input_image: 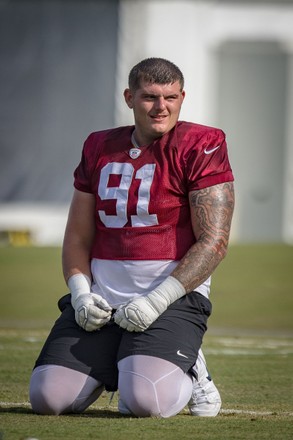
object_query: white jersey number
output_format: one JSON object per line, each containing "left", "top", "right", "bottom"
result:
{"left": 98, "top": 162, "right": 158, "bottom": 227}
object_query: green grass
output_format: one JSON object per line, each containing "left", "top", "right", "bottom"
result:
{"left": 0, "top": 244, "right": 292, "bottom": 439}
{"left": 210, "top": 243, "right": 293, "bottom": 334}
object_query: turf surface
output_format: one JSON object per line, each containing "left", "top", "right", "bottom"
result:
{"left": 0, "top": 244, "right": 292, "bottom": 439}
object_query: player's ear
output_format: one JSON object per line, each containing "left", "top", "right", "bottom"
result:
{"left": 124, "top": 88, "right": 134, "bottom": 109}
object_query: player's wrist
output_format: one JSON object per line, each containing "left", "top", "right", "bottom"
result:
{"left": 68, "top": 273, "right": 91, "bottom": 307}
{"left": 147, "top": 276, "right": 186, "bottom": 314}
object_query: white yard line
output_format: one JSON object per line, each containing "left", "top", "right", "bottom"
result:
{"left": 0, "top": 401, "right": 31, "bottom": 407}
{"left": 204, "top": 348, "right": 293, "bottom": 355}
{"left": 220, "top": 409, "right": 293, "bottom": 416}
{"left": 0, "top": 401, "right": 292, "bottom": 417}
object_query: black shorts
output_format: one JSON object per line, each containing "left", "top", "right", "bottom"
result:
{"left": 34, "top": 292, "right": 212, "bottom": 391}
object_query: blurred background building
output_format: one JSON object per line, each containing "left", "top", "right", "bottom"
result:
{"left": 1, "top": 0, "right": 293, "bottom": 245}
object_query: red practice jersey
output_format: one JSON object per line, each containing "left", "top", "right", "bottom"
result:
{"left": 74, "top": 121, "right": 234, "bottom": 260}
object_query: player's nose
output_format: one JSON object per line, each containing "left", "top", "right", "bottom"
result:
{"left": 154, "top": 96, "right": 166, "bottom": 110}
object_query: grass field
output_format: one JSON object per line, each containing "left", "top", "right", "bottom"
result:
{"left": 0, "top": 244, "right": 292, "bottom": 439}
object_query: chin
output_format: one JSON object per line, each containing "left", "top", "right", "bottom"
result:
{"left": 150, "top": 124, "right": 169, "bottom": 136}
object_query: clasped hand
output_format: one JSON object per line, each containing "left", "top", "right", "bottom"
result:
{"left": 114, "top": 296, "right": 159, "bottom": 332}
{"left": 113, "top": 277, "right": 186, "bottom": 332}
{"left": 74, "top": 293, "right": 112, "bottom": 332}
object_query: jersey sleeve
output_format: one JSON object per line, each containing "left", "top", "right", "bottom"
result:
{"left": 73, "top": 133, "right": 97, "bottom": 193}
{"left": 185, "top": 128, "right": 234, "bottom": 191}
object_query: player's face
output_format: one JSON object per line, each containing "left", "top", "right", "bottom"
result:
{"left": 124, "top": 80, "right": 185, "bottom": 145}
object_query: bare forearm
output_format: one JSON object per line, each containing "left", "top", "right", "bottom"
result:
{"left": 171, "top": 238, "right": 226, "bottom": 293}
{"left": 61, "top": 190, "right": 96, "bottom": 284}
{"left": 172, "top": 182, "right": 234, "bottom": 293}
{"left": 62, "top": 241, "right": 92, "bottom": 283}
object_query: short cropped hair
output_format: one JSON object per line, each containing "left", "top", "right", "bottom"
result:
{"left": 128, "top": 58, "right": 184, "bottom": 92}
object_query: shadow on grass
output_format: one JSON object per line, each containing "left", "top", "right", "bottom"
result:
{"left": 0, "top": 406, "right": 127, "bottom": 418}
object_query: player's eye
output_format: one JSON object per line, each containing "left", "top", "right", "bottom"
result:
{"left": 166, "top": 95, "right": 178, "bottom": 101}
{"left": 143, "top": 94, "right": 156, "bottom": 101}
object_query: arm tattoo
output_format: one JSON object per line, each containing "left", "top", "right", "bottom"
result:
{"left": 172, "top": 182, "right": 235, "bottom": 293}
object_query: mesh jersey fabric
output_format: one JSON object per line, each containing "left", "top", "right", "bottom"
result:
{"left": 73, "top": 121, "right": 234, "bottom": 260}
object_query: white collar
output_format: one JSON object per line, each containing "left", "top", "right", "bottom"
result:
{"left": 131, "top": 132, "right": 141, "bottom": 149}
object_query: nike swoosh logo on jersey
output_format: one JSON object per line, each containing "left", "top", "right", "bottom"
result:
{"left": 177, "top": 350, "right": 189, "bottom": 359}
{"left": 204, "top": 145, "right": 221, "bottom": 155}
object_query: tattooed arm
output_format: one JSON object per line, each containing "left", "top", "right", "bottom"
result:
{"left": 172, "top": 182, "right": 235, "bottom": 293}
{"left": 114, "top": 181, "right": 234, "bottom": 331}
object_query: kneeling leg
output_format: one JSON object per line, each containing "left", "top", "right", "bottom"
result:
{"left": 29, "top": 365, "right": 104, "bottom": 415}
{"left": 118, "top": 355, "right": 192, "bottom": 418}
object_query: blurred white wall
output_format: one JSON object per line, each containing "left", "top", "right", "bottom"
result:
{"left": 116, "top": 0, "right": 293, "bottom": 244}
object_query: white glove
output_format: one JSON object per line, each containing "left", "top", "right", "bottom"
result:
{"left": 68, "top": 274, "right": 112, "bottom": 332}
{"left": 114, "top": 276, "right": 185, "bottom": 332}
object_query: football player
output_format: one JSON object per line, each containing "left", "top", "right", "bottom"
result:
{"left": 29, "top": 57, "right": 234, "bottom": 417}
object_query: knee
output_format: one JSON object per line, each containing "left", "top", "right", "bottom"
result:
{"left": 120, "top": 387, "right": 162, "bottom": 418}
{"left": 29, "top": 378, "right": 64, "bottom": 415}
{"left": 30, "top": 387, "right": 61, "bottom": 415}
{"left": 29, "top": 368, "right": 70, "bottom": 415}
{"left": 119, "top": 379, "right": 190, "bottom": 418}
{"left": 118, "top": 356, "right": 193, "bottom": 418}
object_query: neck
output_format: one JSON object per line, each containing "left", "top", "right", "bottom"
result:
{"left": 131, "top": 131, "right": 141, "bottom": 148}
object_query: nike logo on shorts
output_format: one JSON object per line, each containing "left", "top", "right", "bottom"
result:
{"left": 177, "top": 350, "right": 189, "bottom": 359}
